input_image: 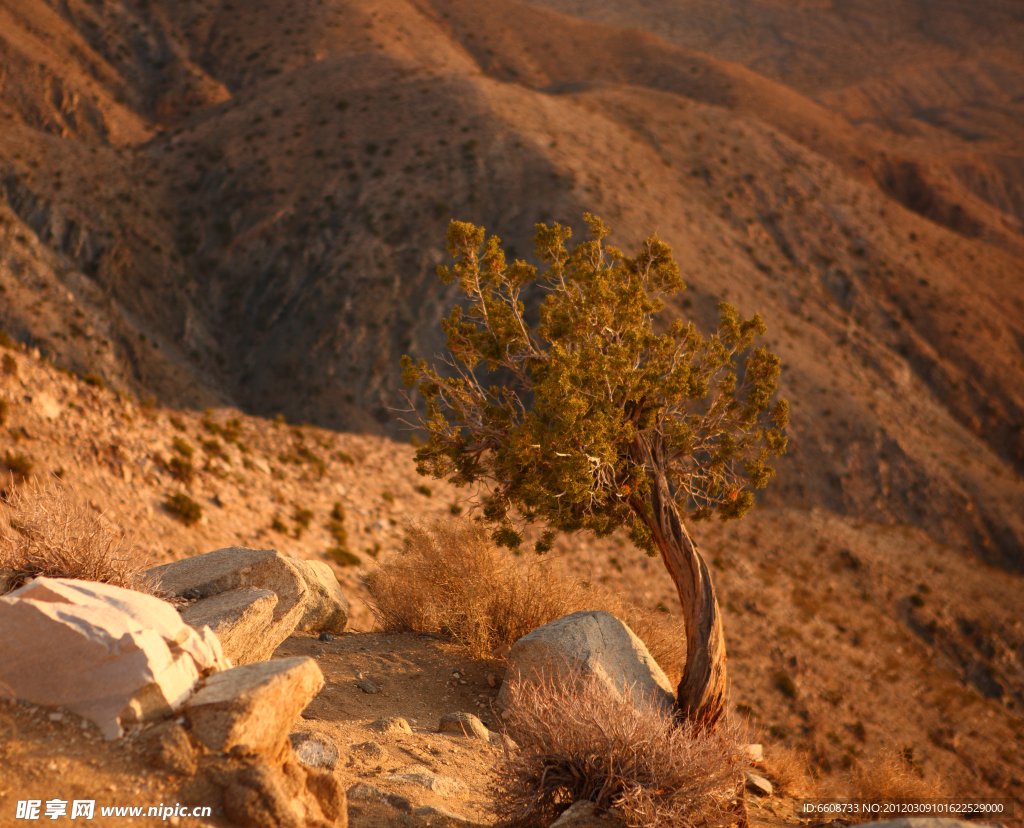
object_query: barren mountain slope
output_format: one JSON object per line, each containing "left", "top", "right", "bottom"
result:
{"left": 526, "top": 0, "right": 1024, "bottom": 248}
{"left": 2, "top": 0, "right": 1023, "bottom": 568}
{"left": 1, "top": 345, "right": 1022, "bottom": 814}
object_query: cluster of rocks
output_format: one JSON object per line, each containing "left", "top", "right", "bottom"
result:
{"left": 0, "top": 547, "right": 352, "bottom": 828}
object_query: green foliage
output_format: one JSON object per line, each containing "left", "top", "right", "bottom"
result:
{"left": 165, "top": 493, "right": 202, "bottom": 526}
{"left": 165, "top": 455, "right": 194, "bottom": 484}
{"left": 415, "top": 484, "right": 433, "bottom": 497}
{"left": 172, "top": 437, "right": 194, "bottom": 460}
{"left": 401, "top": 215, "right": 788, "bottom": 553}
{"left": 330, "top": 547, "right": 361, "bottom": 567}
{"left": 82, "top": 372, "right": 104, "bottom": 389}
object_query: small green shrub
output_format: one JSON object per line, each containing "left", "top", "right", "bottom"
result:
{"left": 382, "top": 491, "right": 395, "bottom": 505}
{"left": 172, "top": 437, "right": 194, "bottom": 459}
{"left": 165, "top": 493, "right": 202, "bottom": 526}
{"left": 772, "top": 670, "right": 798, "bottom": 699}
{"left": 202, "top": 438, "right": 225, "bottom": 458}
{"left": 82, "top": 372, "right": 104, "bottom": 389}
{"left": 415, "top": 484, "right": 432, "bottom": 497}
{"left": 271, "top": 517, "right": 288, "bottom": 534}
{"left": 293, "top": 507, "right": 314, "bottom": 529}
{"left": 169, "top": 415, "right": 186, "bottom": 431}
{"left": 330, "top": 547, "right": 361, "bottom": 567}
{"left": 167, "top": 455, "right": 194, "bottom": 484}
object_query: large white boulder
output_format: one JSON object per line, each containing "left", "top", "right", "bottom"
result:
{"left": 0, "top": 578, "right": 228, "bottom": 739}
{"left": 147, "top": 547, "right": 308, "bottom": 663}
{"left": 496, "top": 610, "right": 675, "bottom": 714}
{"left": 289, "top": 558, "right": 350, "bottom": 634}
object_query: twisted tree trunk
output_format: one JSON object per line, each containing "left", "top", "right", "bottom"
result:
{"left": 629, "top": 434, "right": 728, "bottom": 729}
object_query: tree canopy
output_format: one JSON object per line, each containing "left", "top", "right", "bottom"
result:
{"left": 401, "top": 215, "right": 788, "bottom": 554}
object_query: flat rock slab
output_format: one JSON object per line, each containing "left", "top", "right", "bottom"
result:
{"left": 180, "top": 587, "right": 278, "bottom": 667}
{"left": 147, "top": 547, "right": 308, "bottom": 663}
{"left": 290, "top": 558, "right": 350, "bottom": 634}
{"left": 0, "top": 578, "right": 227, "bottom": 739}
{"left": 496, "top": 610, "right": 675, "bottom": 714}
{"left": 745, "top": 771, "right": 773, "bottom": 797}
{"left": 290, "top": 731, "right": 339, "bottom": 770}
{"left": 185, "top": 656, "right": 324, "bottom": 757}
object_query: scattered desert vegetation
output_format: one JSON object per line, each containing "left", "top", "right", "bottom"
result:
{"left": 492, "top": 672, "right": 745, "bottom": 828}
{"left": 0, "top": 480, "right": 158, "bottom": 596}
{"left": 367, "top": 518, "right": 686, "bottom": 679}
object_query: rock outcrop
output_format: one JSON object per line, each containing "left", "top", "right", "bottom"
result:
{"left": 290, "top": 558, "right": 350, "bottom": 635}
{"left": 147, "top": 547, "right": 309, "bottom": 664}
{"left": 180, "top": 587, "right": 279, "bottom": 666}
{"left": 0, "top": 578, "right": 227, "bottom": 739}
{"left": 496, "top": 611, "right": 675, "bottom": 715}
{"left": 185, "top": 657, "right": 324, "bottom": 759}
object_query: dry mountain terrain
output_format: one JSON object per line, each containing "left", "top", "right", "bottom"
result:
{"left": 1, "top": 0, "right": 1023, "bottom": 572}
{"left": 1, "top": 0, "right": 1024, "bottom": 817}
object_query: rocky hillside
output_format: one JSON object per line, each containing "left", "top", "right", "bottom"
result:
{"left": 1, "top": 0, "right": 1023, "bottom": 570}
{"left": 2, "top": 342, "right": 1023, "bottom": 815}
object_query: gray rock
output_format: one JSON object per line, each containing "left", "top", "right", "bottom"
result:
{"left": 290, "top": 558, "right": 350, "bottom": 634}
{"left": 180, "top": 587, "right": 278, "bottom": 666}
{"left": 356, "top": 675, "right": 379, "bottom": 694}
{"left": 370, "top": 717, "right": 412, "bottom": 735}
{"left": 185, "top": 656, "right": 324, "bottom": 757}
{"left": 496, "top": 611, "right": 675, "bottom": 714}
{"left": 290, "top": 731, "right": 339, "bottom": 770}
{"left": 745, "top": 771, "right": 773, "bottom": 797}
{"left": 353, "top": 739, "right": 389, "bottom": 759}
{"left": 438, "top": 712, "right": 490, "bottom": 740}
{"left": 389, "top": 765, "right": 468, "bottom": 798}
{"left": 146, "top": 547, "right": 308, "bottom": 663}
{"left": 413, "top": 804, "right": 475, "bottom": 824}
{"left": 347, "top": 782, "right": 387, "bottom": 801}
{"left": 550, "top": 801, "right": 626, "bottom": 827}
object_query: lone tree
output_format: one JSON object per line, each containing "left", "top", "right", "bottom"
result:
{"left": 401, "top": 215, "right": 788, "bottom": 727}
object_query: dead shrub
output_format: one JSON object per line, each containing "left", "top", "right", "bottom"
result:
{"left": 0, "top": 480, "right": 159, "bottom": 596}
{"left": 492, "top": 672, "right": 745, "bottom": 828}
{"left": 761, "top": 742, "right": 815, "bottom": 798}
{"left": 833, "top": 748, "right": 944, "bottom": 822}
{"left": 366, "top": 518, "right": 685, "bottom": 679}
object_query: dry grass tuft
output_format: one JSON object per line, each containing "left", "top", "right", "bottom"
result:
{"left": 492, "top": 672, "right": 745, "bottom": 828}
{"left": 836, "top": 749, "right": 944, "bottom": 822}
{"left": 366, "top": 518, "right": 685, "bottom": 680}
{"left": 761, "top": 742, "right": 815, "bottom": 798}
{"left": 0, "top": 480, "right": 160, "bottom": 596}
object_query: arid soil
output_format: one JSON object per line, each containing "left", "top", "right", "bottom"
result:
{"left": 0, "top": 0, "right": 1023, "bottom": 821}
{"left": 1, "top": 346, "right": 1022, "bottom": 824}
{"left": 0, "top": 630, "right": 814, "bottom": 828}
